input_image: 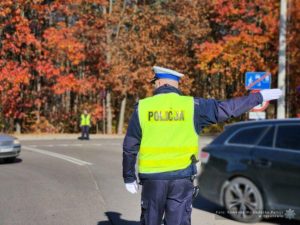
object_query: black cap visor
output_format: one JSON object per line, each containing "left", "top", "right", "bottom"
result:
{"left": 150, "top": 77, "right": 159, "bottom": 84}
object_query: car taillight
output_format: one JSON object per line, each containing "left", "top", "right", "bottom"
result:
{"left": 200, "top": 151, "right": 210, "bottom": 164}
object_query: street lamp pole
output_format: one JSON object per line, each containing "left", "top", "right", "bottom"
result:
{"left": 277, "top": 0, "right": 287, "bottom": 119}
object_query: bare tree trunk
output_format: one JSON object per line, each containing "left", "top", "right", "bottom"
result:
{"left": 37, "top": 76, "right": 41, "bottom": 123}
{"left": 117, "top": 94, "right": 127, "bottom": 135}
{"left": 15, "top": 121, "right": 21, "bottom": 134}
{"left": 103, "top": 0, "right": 114, "bottom": 134}
{"left": 115, "top": 0, "right": 127, "bottom": 38}
{"left": 219, "top": 73, "right": 225, "bottom": 99}
{"left": 74, "top": 95, "right": 79, "bottom": 131}
{"left": 102, "top": 96, "right": 106, "bottom": 134}
{"left": 9, "top": 118, "right": 14, "bottom": 133}
{"left": 106, "top": 91, "right": 112, "bottom": 134}
{"left": 0, "top": 93, "right": 3, "bottom": 132}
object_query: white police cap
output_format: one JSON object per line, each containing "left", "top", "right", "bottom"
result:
{"left": 151, "top": 66, "right": 184, "bottom": 83}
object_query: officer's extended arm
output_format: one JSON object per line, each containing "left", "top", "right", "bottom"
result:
{"left": 217, "top": 92, "right": 263, "bottom": 122}
{"left": 194, "top": 90, "right": 282, "bottom": 133}
{"left": 217, "top": 89, "right": 282, "bottom": 122}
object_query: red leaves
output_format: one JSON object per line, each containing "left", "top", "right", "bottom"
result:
{"left": 0, "top": 0, "right": 109, "bottom": 130}
{"left": 0, "top": 61, "right": 30, "bottom": 87}
{"left": 195, "top": 0, "right": 279, "bottom": 96}
{"left": 91, "top": 104, "right": 103, "bottom": 122}
{"left": 53, "top": 74, "right": 78, "bottom": 95}
{"left": 287, "top": 0, "right": 300, "bottom": 115}
{"left": 43, "top": 25, "right": 86, "bottom": 66}
{"left": 0, "top": 60, "right": 31, "bottom": 119}
{"left": 35, "top": 61, "right": 60, "bottom": 79}
{"left": 1, "top": 0, "right": 296, "bottom": 130}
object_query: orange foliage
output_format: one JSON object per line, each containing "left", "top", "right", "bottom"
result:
{"left": 0, "top": 0, "right": 298, "bottom": 132}
{"left": 195, "top": 0, "right": 279, "bottom": 97}
{"left": 287, "top": 0, "right": 300, "bottom": 116}
{"left": 43, "top": 24, "right": 86, "bottom": 66}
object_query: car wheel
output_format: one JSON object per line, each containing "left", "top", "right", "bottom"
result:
{"left": 224, "top": 177, "right": 263, "bottom": 223}
{"left": 3, "top": 157, "right": 17, "bottom": 164}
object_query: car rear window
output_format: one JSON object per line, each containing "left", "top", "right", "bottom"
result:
{"left": 258, "top": 126, "right": 275, "bottom": 147}
{"left": 228, "top": 126, "right": 267, "bottom": 145}
{"left": 275, "top": 125, "right": 300, "bottom": 150}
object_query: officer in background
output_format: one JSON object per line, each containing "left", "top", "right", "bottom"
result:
{"left": 122, "top": 66, "right": 282, "bottom": 225}
{"left": 79, "top": 110, "right": 91, "bottom": 140}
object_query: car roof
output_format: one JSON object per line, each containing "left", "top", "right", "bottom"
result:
{"left": 0, "top": 134, "right": 16, "bottom": 140}
{"left": 226, "top": 118, "right": 300, "bottom": 129}
{"left": 209, "top": 118, "right": 300, "bottom": 145}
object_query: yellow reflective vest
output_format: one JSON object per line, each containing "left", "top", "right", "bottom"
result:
{"left": 80, "top": 114, "right": 91, "bottom": 127}
{"left": 138, "top": 93, "right": 199, "bottom": 174}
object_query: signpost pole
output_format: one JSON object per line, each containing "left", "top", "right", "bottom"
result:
{"left": 277, "top": 0, "right": 287, "bottom": 119}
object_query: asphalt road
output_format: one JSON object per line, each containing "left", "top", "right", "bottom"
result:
{"left": 0, "top": 137, "right": 298, "bottom": 225}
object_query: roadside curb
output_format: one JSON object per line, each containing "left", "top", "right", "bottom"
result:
{"left": 15, "top": 134, "right": 125, "bottom": 141}
{"left": 13, "top": 134, "right": 216, "bottom": 141}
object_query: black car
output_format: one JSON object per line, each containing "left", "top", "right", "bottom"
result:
{"left": 198, "top": 119, "right": 300, "bottom": 223}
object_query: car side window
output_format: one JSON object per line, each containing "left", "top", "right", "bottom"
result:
{"left": 275, "top": 125, "right": 300, "bottom": 150}
{"left": 257, "top": 126, "right": 274, "bottom": 147}
{"left": 228, "top": 126, "right": 267, "bottom": 145}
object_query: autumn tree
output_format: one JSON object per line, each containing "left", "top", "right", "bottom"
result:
{"left": 195, "top": 0, "right": 279, "bottom": 106}
{"left": 41, "top": 0, "right": 107, "bottom": 132}
{"left": 0, "top": 0, "right": 44, "bottom": 132}
{"left": 0, "top": 0, "right": 296, "bottom": 134}
{"left": 286, "top": 0, "right": 300, "bottom": 117}
{"left": 106, "top": 0, "right": 211, "bottom": 134}
{"left": 0, "top": 0, "right": 107, "bottom": 133}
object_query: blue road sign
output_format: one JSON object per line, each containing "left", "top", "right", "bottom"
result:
{"left": 245, "top": 72, "right": 271, "bottom": 90}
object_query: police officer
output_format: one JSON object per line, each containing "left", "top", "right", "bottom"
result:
{"left": 79, "top": 110, "right": 91, "bottom": 140}
{"left": 123, "top": 66, "right": 282, "bottom": 225}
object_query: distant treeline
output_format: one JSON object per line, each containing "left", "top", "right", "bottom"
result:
{"left": 0, "top": 0, "right": 299, "bottom": 134}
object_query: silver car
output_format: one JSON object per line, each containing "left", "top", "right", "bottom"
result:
{"left": 0, "top": 134, "right": 21, "bottom": 163}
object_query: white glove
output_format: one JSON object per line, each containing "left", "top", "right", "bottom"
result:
{"left": 125, "top": 181, "right": 139, "bottom": 194}
{"left": 260, "top": 89, "right": 283, "bottom": 102}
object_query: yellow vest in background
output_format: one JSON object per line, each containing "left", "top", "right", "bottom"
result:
{"left": 138, "top": 93, "right": 199, "bottom": 174}
{"left": 81, "top": 114, "right": 91, "bottom": 126}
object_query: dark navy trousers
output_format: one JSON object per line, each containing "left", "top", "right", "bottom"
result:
{"left": 81, "top": 126, "right": 90, "bottom": 139}
{"left": 140, "top": 178, "right": 194, "bottom": 225}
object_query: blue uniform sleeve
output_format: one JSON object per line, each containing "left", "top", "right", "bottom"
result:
{"left": 194, "top": 92, "right": 263, "bottom": 134}
{"left": 122, "top": 104, "right": 141, "bottom": 183}
{"left": 193, "top": 98, "right": 219, "bottom": 134}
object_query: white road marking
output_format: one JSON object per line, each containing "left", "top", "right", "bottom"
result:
{"left": 28, "top": 145, "right": 37, "bottom": 148}
{"left": 72, "top": 144, "right": 83, "bottom": 147}
{"left": 28, "top": 144, "right": 83, "bottom": 148}
{"left": 57, "top": 144, "right": 69, "bottom": 147}
{"left": 23, "top": 146, "right": 93, "bottom": 166}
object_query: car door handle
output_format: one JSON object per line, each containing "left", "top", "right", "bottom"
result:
{"left": 253, "top": 158, "right": 272, "bottom": 168}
